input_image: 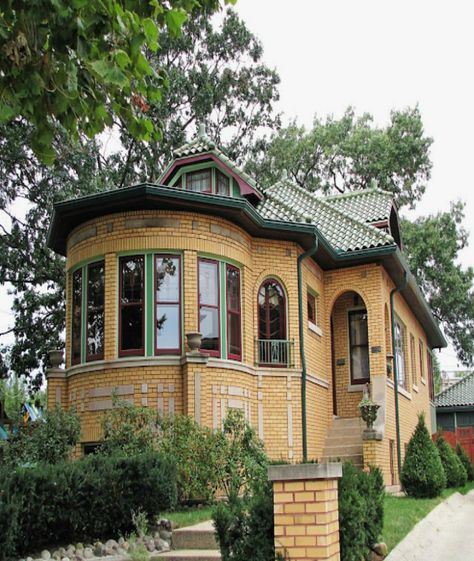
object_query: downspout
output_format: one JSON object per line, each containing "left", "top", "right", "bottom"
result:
{"left": 390, "top": 271, "right": 408, "bottom": 485}
{"left": 297, "top": 233, "right": 319, "bottom": 462}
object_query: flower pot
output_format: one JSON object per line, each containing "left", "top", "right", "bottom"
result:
{"left": 49, "top": 349, "right": 64, "bottom": 368}
{"left": 358, "top": 402, "right": 380, "bottom": 429}
{"left": 186, "top": 332, "right": 202, "bottom": 354}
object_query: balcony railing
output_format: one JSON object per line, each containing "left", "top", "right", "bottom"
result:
{"left": 255, "top": 338, "right": 295, "bottom": 368}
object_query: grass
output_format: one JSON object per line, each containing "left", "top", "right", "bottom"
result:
{"left": 381, "top": 480, "right": 474, "bottom": 551}
{"left": 161, "top": 506, "right": 214, "bottom": 528}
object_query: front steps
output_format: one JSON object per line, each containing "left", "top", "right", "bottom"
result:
{"left": 321, "top": 416, "right": 364, "bottom": 468}
{"left": 155, "top": 521, "right": 221, "bottom": 561}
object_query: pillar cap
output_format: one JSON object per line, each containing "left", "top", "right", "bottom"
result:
{"left": 268, "top": 462, "right": 342, "bottom": 481}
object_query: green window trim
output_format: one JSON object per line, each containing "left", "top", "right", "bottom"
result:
{"left": 168, "top": 162, "right": 238, "bottom": 198}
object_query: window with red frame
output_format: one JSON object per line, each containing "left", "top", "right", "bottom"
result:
{"left": 348, "top": 310, "right": 370, "bottom": 384}
{"left": 216, "top": 170, "right": 230, "bottom": 196}
{"left": 186, "top": 169, "right": 212, "bottom": 193}
{"left": 410, "top": 333, "right": 416, "bottom": 386}
{"left": 198, "top": 259, "right": 219, "bottom": 355}
{"left": 427, "top": 350, "right": 434, "bottom": 401}
{"left": 419, "top": 340, "right": 425, "bottom": 380}
{"left": 71, "top": 268, "right": 82, "bottom": 365}
{"left": 86, "top": 261, "right": 105, "bottom": 362}
{"left": 226, "top": 264, "right": 241, "bottom": 360}
{"left": 119, "top": 256, "right": 144, "bottom": 356}
{"left": 155, "top": 255, "right": 181, "bottom": 354}
{"left": 307, "top": 292, "right": 316, "bottom": 324}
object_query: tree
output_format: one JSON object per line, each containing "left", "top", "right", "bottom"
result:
{"left": 0, "top": 11, "right": 280, "bottom": 389}
{"left": 456, "top": 443, "right": 474, "bottom": 482}
{"left": 0, "top": 0, "right": 234, "bottom": 163}
{"left": 401, "top": 413, "right": 446, "bottom": 498}
{"left": 246, "top": 106, "right": 432, "bottom": 208}
{"left": 436, "top": 434, "right": 467, "bottom": 488}
{"left": 402, "top": 203, "right": 474, "bottom": 366}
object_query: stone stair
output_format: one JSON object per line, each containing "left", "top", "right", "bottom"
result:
{"left": 154, "top": 521, "right": 220, "bottom": 561}
{"left": 321, "top": 417, "right": 364, "bottom": 468}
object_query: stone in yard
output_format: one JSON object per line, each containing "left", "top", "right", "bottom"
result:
{"left": 144, "top": 540, "right": 155, "bottom": 552}
{"left": 26, "top": 557, "right": 34, "bottom": 561}
{"left": 61, "top": 557, "right": 70, "bottom": 561}
{"left": 121, "top": 542, "right": 129, "bottom": 552}
{"left": 117, "top": 537, "right": 125, "bottom": 546}
{"left": 66, "top": 547, "right": 76, "bottom": 558}
{"left": 75, "top": 544, "right": 84, "bottom": 552}
{"left": 159, "top": 530, "right": 172, "bottom": 542}
{"left": 154, "top": 539, "right": 170, "bottom": 552}
{"left": 105, "top": 540, "right": 118, "bottom": 550}
{"left": 41, "top": 551, "right": 51, "bottom": 560}
{"left": 52, "top": 551, "right": 61, "bottom": 560}
{"left": 373, "top": 543, "right": 388, "bottom": 557}
{"left": 116, "top": 548, "right": 127, "bottom": 556}
{"left": 83, "top": 548, "right": 93, "bottom": 560}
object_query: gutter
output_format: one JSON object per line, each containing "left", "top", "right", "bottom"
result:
{"left": 390, "top": 271, "right": 408, "bottom": 486}
{"left": 297, "top": 232, "right": 319, "bottom": 462}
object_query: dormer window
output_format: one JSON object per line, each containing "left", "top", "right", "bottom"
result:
{"left": 216, "top": 170, "right": 230, "bottom": 196}
{"left": 186, "top": 169, "right": 212, "bottom": 193}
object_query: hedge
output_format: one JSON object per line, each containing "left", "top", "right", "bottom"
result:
{"left": 436, "top": 435, "right": 467, "bottom": 488}
{"left": 0, "top": 452, "right": 177, "bottom": 560}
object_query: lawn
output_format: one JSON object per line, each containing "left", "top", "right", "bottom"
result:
{"left": 381, "top": 480, "right": 474, "bottom": 551}
{"left": 161, "top": 506, "right": 214, "bottom": 528}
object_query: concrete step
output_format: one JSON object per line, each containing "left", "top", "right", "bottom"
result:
{"left": 153, "top": 550, "right": 221, "bottom": 561}
{"left": 323, "top": 444, "right": 364, "bottom": 456}
{"left": 322, "top": 453, "right": 363, "bottom": 465}
{"left": 172, "top": 522, "right": 218, "bottom": 551}
{"left": 323, "top": 434, "right": 363, "bottom": 445}
{"left": 331, "top": 417, "right": 364, "bottom": 428}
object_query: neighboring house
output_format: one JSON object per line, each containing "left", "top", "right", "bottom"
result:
{"left": 46, "top": 127, "right": 446, "bottom": 486}
{"left": 436, "top": 371, "right": 474, "bottom": 432}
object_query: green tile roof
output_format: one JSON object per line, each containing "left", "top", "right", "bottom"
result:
{"left": 257, "top": 179, "right": 395, "bottom": 253}
{"left": 435, "top": 372, "right": 474, "bottom": 407}
{"left": 324, "top": 188, "right": 394, "bottom": 224}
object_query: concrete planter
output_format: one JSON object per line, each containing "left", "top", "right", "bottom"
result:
{"left": 186, "top": 332, "right": 202, "bottom": 354}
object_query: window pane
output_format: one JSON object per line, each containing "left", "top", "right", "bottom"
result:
{"left": 228, "top": 313, "right": 240, "bottom": 357}
{"left": 200, "top": 307, "right": 219, "bottom": 351}
{"left": 307, "top": 293, "right": 316, "bottom": 323}
{"left": 186, "top": 169, "right": 211, "bottom": 192}
{"left": 157, "top": 304, "right": 180, "bottom": 350}
{"left": 350, "top": 311, "right": 368, "bottom": 345}
{"left": 72, "top": 269, "right": 82, "bottom": 364}
{"left": 395, "top": 321, "right": 405, "bottom": 386}
{"left": 217, "top": 170, "right": 230, "bottom": 196}
{"left": 121, "top": 257, "right": 144, "bottom": 303}
{"left": 156, "top": 256, "right": 179, "bottom": 302}
{"left": 258, "top": 280, "right": 286, "bottom": 340}
{"left": 199, "top": 261, "right": 218, "bottom": 306}
{"left": 121, "top": 305, "right": 143, "bottom": 351}
{"left": 226, "top": 267, "right": 239, "bottom": 311}
{"left": 351, "top": 346, "right": 369, "bottom": 380}
{"left": 87, "top": 262, "right": 105, "bottom": 359}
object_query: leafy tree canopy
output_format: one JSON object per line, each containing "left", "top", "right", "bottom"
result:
{"left": 247, "top": 106, "right": 432, "bottom": 208}
{"left": 0, "top": 10, "right": 280, "bottom": 388}
{"left": 0, "top": 0, "right": 235, "bottom": 164}
{"left": 402, "top": 203, "right": 474, "bottom": 366}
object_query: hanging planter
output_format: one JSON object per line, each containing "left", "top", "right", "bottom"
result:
{"left": 358, "top": 395, "right": 380, "bottom": 429}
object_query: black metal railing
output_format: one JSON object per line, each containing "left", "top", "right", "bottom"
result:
{"left": 255, "top": 338, "right": 295, "bottom": 367}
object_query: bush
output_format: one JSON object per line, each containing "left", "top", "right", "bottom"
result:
{"left": 436, "top": 435, "right": 467, "bottom": 487}
{"left": 338, "top": 462, "right": 384, "bottom": 561}
{"left": 0, "top": 406, "right": 80, "bottom": 467}
{"left": 0, "top": 451, "right": 177, "bottom": 560}
{"left": 456, "top": 443, "right": 474, "bottom": 481}
{"left": 401, "top": 413, "right": 446, "bottom": 498}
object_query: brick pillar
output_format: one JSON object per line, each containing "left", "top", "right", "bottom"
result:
{"left": 268, "top": 463, "right": 342, "bottom": 561}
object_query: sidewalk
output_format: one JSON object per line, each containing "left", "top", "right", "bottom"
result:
{"left": 386, "top": 490, "right": 474, "bottom": 561}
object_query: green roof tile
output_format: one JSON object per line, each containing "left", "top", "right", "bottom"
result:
{"left": 435, "top": 372, "right": 474, "bottom": 407}
{"left": 324, "top": 188, "right": 394, "bottom": 224}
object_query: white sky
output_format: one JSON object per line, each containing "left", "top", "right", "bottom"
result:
{"left": 1, "top": 0, "right": 472, "bottom": 372}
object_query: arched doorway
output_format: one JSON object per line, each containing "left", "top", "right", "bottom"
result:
{"left": 330, "top": 290, "right": 369, "bottom": 417}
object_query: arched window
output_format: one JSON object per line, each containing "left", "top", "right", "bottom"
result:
{"left": 258, "top": 279, "right": 286, "bottom": 340}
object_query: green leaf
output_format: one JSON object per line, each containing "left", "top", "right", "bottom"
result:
{"left": 0, "top": 104, "right": 17, "bottom": 122}
{"left": 90, "top": 59, "right": 128, "bottom": 87}
{"left": 142, "top": 18, "right": 158, "bottom": 51}
{"left": 114, "top": 50, "right": 131, "bottom": 69}
{"left": 165, "top": 9, "right": 187, "bottom": 36}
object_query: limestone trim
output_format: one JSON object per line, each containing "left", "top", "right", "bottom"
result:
{"left": 308, "top": 321, "right": 323, "bottom": 337}
{"left": 268, "top": 462, "right": 342, "bottom": 481}
{"left": 65, "top": 356, "right": 182, "bottom": 376}
{"left": 386, "top": 378, "right": 413, "bottom": 401}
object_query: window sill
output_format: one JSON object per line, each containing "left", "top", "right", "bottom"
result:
{"left": 347, "top": 384, "right": 367, "bottom": 392}
{"left": 308, "top": 321, "right": 323, "bottom": 337}
{"left": 386, "top": 378, "right": 412, "bottom": 400}
{"left": 412, "top": 384, "right": 419, "bottom": 393}
{"left": 421, "top": 377, "right": 427, "bottom": 385}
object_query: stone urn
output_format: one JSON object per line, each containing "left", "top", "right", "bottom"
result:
{"left": 49, "top": 349, "right": 64, "bottom": 368}
{"left": 358, "top": 395, "right": 380, "bottom": 430}
{"left": 186, "top": 332, "right": 202, "bottom": 354}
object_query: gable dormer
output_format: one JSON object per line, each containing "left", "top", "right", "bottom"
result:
{"left": 158, "top": 125, "right": 263, "bottom": 205}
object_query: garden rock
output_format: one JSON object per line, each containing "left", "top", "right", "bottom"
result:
{"left": 61, "top": 557, "right": 70, "bottom": 561}
{"left": 104, "top": 540, "right": 118, "bottom": 551}
{"left": 117, "top": 538, "right": 125, "bottom": 547}
{"left": 52, "top": 550, "right": 61, "bottom": 560}
{"left": 83, "top": 548, "right": 93, "bottom": 559}
{"left": 41, "top": 551, "right": 51, "bottom": 560}
{"left": 154, "top": 538, "right": 170, "bottom": 552}
{"left": 373, "top": 542, "right": 388, "bottom": 556}
{"left": 159, "top": 529, "right": 172, "bottom": 542}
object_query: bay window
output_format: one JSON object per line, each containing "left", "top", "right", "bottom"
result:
{"left": 348, "top": 310, "right": 370, "bottom": 384}
{"left": 198, "top": 259, "right": 220, "bottom": 355}
{"left": 226, "top": 264, "right": 241, "bottom": 360}
{"left": 155, "top": 255, "right": 181, "bottom": 354}
{"left": 119, "top": 256, "right": 145, "bottom": 356}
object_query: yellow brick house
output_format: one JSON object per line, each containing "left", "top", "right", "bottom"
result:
{"left": 46, "top": 127, "right": 446, "bottom": 486}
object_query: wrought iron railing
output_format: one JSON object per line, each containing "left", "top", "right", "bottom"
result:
{"left": 255, "top": 338, "right": 295, "bottom": 367}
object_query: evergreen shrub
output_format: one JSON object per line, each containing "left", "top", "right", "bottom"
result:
{"left": 338, "top": 462, "right": 384, "bottom": 561}
{"left": 436, "top": 435, "right": 467, "bottom": 487}
{"left": 400, "top": 413, "right": 446, "bottom": 497}
{"left": 0, "top": 452, "right": 177, "bottom": 560}
{"left": 456, "top": 443, "right": 474, "bottom": 481}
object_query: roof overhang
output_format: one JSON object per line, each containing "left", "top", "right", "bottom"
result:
{"left": 435, "top": 405, "right": 474, "bottom": 413}
{"left": 47, "top": 183, "right": 446, "bottom": 350}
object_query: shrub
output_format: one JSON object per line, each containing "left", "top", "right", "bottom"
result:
{"left": 0, "top": 451, "right": 177, "bottom": 560}
{"left": 401, "top": 413, "right": 446, "bottom": 497}
{"left": 0, "top": 406, "right": 80, "bottom": 467}
{"left": 456, "top": 443, "right": 474, "bottom": 481}
{"left": 436, "top": 435, "right": 467, "bottom": 487}
{"left": 338, "top": 462, "right": 384, "bottom": 561}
